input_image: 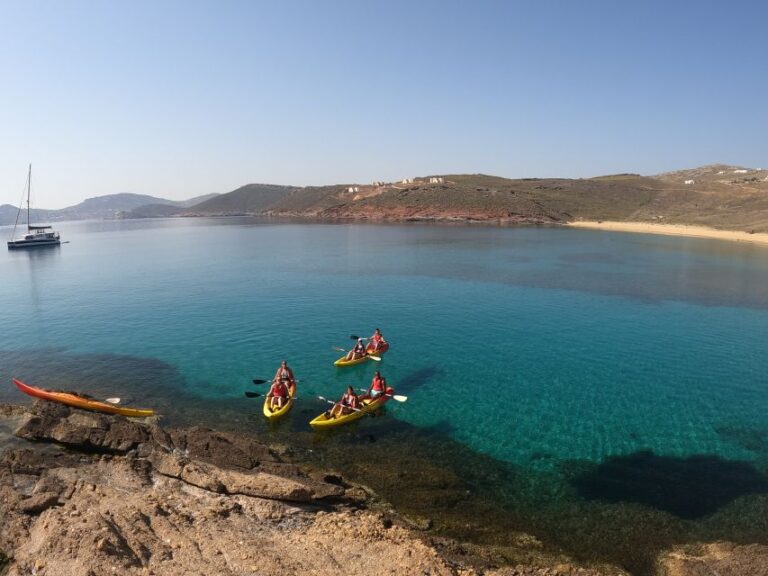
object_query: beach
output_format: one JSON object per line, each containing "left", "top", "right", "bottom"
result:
{"left": 568, "top": 221, "right": 768, "bottom": 246}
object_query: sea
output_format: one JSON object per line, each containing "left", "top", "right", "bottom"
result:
{"left": 2, "top": 217, "right": 767, "bottom": 574}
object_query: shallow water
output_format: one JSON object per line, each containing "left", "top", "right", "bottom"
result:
{"left": 1, "top": 218, "right": 767, "bottom": 573}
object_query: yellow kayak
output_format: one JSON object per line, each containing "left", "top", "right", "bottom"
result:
{"left": 263, "top": 382, "right": 296, "bottom": 420}
{"left": 333, "top": 342, "right": 389, "bottom": 367}
{"left": 13, "top": 378, "right": 154, "bottom": 418}
{"left": 310, "top": 387, "right": 393, "bottom": 428}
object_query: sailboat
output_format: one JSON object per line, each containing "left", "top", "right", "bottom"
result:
{"left": 7, "top": 165, "right": 61, "bottom": 249}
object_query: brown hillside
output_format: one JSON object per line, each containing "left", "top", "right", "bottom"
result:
{"left": 183, "top": 165, "right": 768, "bottom": 232}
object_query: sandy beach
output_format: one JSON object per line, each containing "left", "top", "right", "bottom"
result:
{"left": 568, "top": 221, "right": 768, "bottom": 246}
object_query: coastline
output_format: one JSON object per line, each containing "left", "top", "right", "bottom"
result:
{"left": 567, "top": 220, "right": 768, "bottom": 246}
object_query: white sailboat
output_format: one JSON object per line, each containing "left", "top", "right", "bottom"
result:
{"left": 7, "top": 165, "right": 61, "bottom": 249}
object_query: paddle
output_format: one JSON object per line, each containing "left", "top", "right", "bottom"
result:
{"left": 247, "top": 390, "right": 297, "bottom": 400}
{"left": 356, "top": 388, "right": 407, "bottom": 402}
{"left": 252, "top": 378, "right": 300, "bottom": 385}
{"left": 105, "top": 397, "right": 121, "bottom": 404}
{"left": 349, "top": 335, "right": 367, "bottom": 340}
{"left": 317, "top": 395, "right": 367, "bottom": 414}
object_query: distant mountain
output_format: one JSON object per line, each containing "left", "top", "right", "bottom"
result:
{"left": 57, "top": 193, "right": 179, "bottom": 220}
{"left": 0, "top": 192, "right": 221, "bottom": 225}
{"left": 0, "top": 204, "right": 19, "bottom": 224}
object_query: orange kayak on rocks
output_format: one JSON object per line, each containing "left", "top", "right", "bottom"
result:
{"left": 12, "top": 378, "right": 155, "bottom": 418}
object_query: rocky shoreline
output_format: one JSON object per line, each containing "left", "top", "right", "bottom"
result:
{"left": 1, "top": 402, "right": 766, "bottom": 576}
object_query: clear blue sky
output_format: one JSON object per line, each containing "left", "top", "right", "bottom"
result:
{"left": 1, "top": 0, "right": 766, "bottom": 208}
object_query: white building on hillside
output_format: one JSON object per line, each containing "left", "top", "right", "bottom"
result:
{"left": 684, "top": 180, "right": 695, "bottom": 185}
{"left": 429, "top": 177, "right": 444, "bottom": 184}
{"left": 401, "top": 178, "right": 414, "bottom": 184}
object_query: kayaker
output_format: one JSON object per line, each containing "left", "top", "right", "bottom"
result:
{"left": 368, "top": 328, "right": 387, "bottom": 352}
{"left": 331, "top": 385, "right": 360, "bottom": 418}
{"left": 273, "top": 360, "right": 295, "bottom": 385}
{"left": 363, "top": 370, "right": 387, "bottom": 400}
{"left": 345, "top": 339, "right": 366, "bottom": 361}
{"left": 267, "top": 378, "right": 290, "bottom": 411}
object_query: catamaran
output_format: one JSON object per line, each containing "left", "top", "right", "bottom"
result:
{"left": 7, "top": 165, "right": 61, "bottom": 249}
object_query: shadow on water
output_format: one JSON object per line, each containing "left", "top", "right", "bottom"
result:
{"left": 570, "top": 450, "right": 768, "bottom": 520}
{"left": 395, "top": 365, "right": 443, "bottom": 393}
{"left": 3, "top": 349, "right": 768, "bottom": 575}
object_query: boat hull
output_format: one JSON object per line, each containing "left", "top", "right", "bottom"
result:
{"left": 309, "top": 387, "right": 394, "bottom": 428}
{"left": 12, "top": 378, "right": 154, "bottom": 418}
{"left": 7, "top": 238, "right": 61, "bottom": 249}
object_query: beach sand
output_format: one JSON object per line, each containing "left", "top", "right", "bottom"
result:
{"left": 568, "top": 221, "right": 768, "bottom": 246}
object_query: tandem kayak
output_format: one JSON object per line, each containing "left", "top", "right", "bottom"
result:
{"left": 333, "top": 342, "right": 389, "bottom": 367}
{"left": 262, "top": 381, "right": 296, "bottom": 421}
{"left": 309, "top": 386, "right": 394, "bottom": 428}
{"left": 12, "top": 378, "right": 155, "bottom": 418}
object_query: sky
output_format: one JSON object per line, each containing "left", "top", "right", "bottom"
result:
{"left": 0, "top": 0, "right": 766, "bottom": 208}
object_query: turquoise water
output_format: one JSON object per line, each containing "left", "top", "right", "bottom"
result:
{"left": 2, "top": 218, "right": 768, "bottom": 572}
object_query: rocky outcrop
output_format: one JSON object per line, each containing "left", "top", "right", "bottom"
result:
{"left": 15, "top": 401, "right": 150, "bottom": 453}
{"left": 6, "top": 401, "right": 757, "bottom": 576}
{"left": 657, "top": 542, "right": 768, "bottom": 576}
{"left": 0, "top": 402, "right": 479, "bottom": 576}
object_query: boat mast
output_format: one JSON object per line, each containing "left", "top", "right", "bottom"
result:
{"left": 26, "top": 164, "right": 32, "bottom": 230}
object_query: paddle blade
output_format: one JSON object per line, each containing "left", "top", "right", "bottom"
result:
{"left": 252, "top": 379, "right": 268, "bottom": 385}
{"left": 105, "top": 397, "right": 121, "bottom": 404}
{"left": 332, "top": 346, "right": 347, "bottom": 352}
{"left": 367, "top": 355, "right": 381, "bottom": 362}
{"left": 244, "top": 391, "right": 261, "bottom": 398}
{"left": 349, "top": 334, "right": 362, "bottom": 340}
{"left": 392, "top": 394, "right": 408, "bottom": 402}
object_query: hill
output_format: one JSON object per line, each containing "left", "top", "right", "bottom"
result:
{"left": 182, "top": 165, "right": 768, "bottom": 232}
{"left": 182, "top": 184, "right": 299, "bottom": 215}
{"left": 57, "top": 193, "right": 181, "bottom": 220}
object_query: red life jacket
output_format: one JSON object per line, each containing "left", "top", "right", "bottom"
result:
{"left": 272, "top": 382, "right": 288, "bottom": 397}
{"left": 371, "top": 376, "right": 385, "bottom": 392}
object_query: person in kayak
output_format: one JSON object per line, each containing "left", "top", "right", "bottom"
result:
{"left": 367, "top": 328, "right": 387, "bottom": 353}
{"left": 345, "top": 338, "right": 366, "bottom": 361}
{"left": 267, "top": 378, "right": 290, "bottom": 411}
{"left": 363, "top": 370, "right": 387, "bottom": 400}
{"left": 268, "top": 360, "right": 295, "bottom": 411}
{"left": 331, "top": 385, "right": 360, "bottom": 418}
{"left": 273, "top": 360, "right": 295, "bottom": 384}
